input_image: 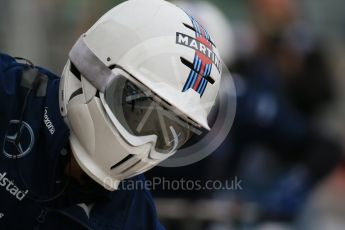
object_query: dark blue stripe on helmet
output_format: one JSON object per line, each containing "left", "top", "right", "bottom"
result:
{"left": 194, "top": 20, "right": 202, "bottom": 36}
{"left": 206, "top": 64, "right": 212, "bottom": 77}
{"left": 193, "top": 55, "right": 197, "bottom": 70}
{"left": 201, "top": 81, "right": 208, "bottom": 96}
{"left": 205, "top": 30, "right": 210, "bottom": 40}
{"left": 183, "top": 70, "right": 194, "bottom": 92}
{"left": 197, "top": 78, "right": 205, "bottom": 93}
{"left": 203, "top": 64, "right": 209, "bottom": 77}
{"left": 196, "top": 56, "right": 202, "bottom": 72}
{"left": 190, "top": 70, "right": 198, "bottom": 89}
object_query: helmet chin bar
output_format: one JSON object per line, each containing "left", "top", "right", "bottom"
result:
{"left": 69, "top": 133, "right": 121, "bottom": 191}
{"left": 145, "top": 126, "right": 179, "bottom": 163}
{"left": 68, "top": 96, "right": 157, "bottom": 191}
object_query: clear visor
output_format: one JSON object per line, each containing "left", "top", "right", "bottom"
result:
{"left": 103, "top": 69, "right": 202, "bottom": 154}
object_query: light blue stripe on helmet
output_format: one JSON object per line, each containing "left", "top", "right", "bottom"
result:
{"left": 201, "top": 79, "right": 208, "bottom": 95}
{"left": 190, "top": 70, "right": 198, "bottom": 88}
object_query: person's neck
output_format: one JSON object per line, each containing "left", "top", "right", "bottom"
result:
{"left": 65, "top": 154, "right": 85, "bottom": 182}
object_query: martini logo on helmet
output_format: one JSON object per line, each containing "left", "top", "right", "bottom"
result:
{"left": 176, "top": 16, "right": 221, "bottom": 97}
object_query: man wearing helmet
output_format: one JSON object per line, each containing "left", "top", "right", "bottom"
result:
{"left": 0, "top": 0, "right": 222, "bottom": 229}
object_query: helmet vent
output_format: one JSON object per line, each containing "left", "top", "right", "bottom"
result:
{"left": 182, "top": 23, "right": 216, "bottom": 47}
{"left": 110, "top": 154, "right": 134, "bottom": 170}
{"left": 118, "top": 160, "right": 141, "bottom": 174}
{"left": 70, "top": 62, "right": 81, "bottom": 81}
{"left": 180, "top": 57, "right": 215, "bottom": 84}
{"left": 180, "top": 57, "right": 194, "bottom": 70}
{"left": 108, "top": 64, "right": 117, "bottom": 70}
{"left": 110, "top": 154, "right": 142, "bottom": 175}
{"left": 183, "top": 23, "right": 196, "bottom": 32}
{"left": 69, "top": 88, "right": 83, "bottom": 102}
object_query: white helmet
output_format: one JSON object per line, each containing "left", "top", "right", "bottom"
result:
{"left": 174, "top": 0, "right": 235, "bottom": 65}
{"left": 59, "top": 0, "right": 222, "bottom": 190}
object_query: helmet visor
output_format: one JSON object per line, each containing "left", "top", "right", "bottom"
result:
{"left": 103, "top": 69, "right": 201, "bottom": 154}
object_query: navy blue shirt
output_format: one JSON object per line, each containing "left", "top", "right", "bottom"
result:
{"left": 0, "top": 53, "right": 164, "bottom": 229}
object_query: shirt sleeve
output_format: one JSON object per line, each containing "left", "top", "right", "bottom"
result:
{"left": 0, "top": 53, "right": 20, "bottom": 94}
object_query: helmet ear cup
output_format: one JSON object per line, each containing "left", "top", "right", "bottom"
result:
{"left": 67, "top": 98, "right": 95, "bottom": 155}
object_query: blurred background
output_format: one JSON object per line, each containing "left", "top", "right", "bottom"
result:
{"left": 1, "top": 0, "right": 345, "bottom": 229}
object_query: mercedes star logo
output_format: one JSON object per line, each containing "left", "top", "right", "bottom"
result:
{"left": 3, "top": 120, "right": 35, "bottom": 159}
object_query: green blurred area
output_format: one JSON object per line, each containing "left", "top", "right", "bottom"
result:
{"left": 0, "top": 0, "right": 344, "bottom": 73}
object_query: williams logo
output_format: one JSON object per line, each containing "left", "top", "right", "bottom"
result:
{"left": 0, "top": 172, "right": 28, "bottom": 201}
{"left": 3, "top": 120, "right": 35, "bottom": 159}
